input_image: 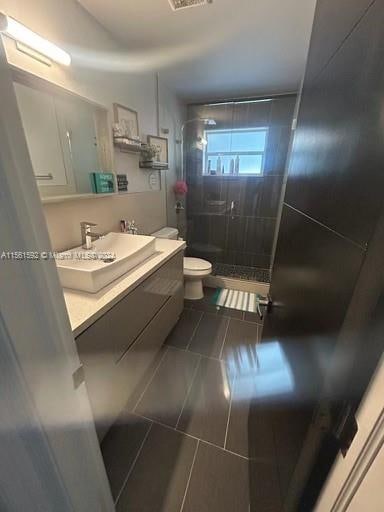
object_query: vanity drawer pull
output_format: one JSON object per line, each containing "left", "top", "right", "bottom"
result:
{"left": 35, "top": 173, "right": 53, "bottom": 180}
{"left": 72, "top": 364, "right": 85, "bottom": 389}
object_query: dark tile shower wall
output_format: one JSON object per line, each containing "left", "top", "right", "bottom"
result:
{"left": 185, "top": 96, "right": 296, "bottom": 270}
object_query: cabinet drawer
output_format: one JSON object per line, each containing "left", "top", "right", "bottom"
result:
{"left": 75, "top": 313, "right": 117, "bottom": 434}
{"left": 75, "top": 251, "right": 184, "bottom": 439}
{"left": 109, "top": 251, "right": 183, "bottom": 361}
{"left": 107, "top": 286, "right": 184, "bottom": 438}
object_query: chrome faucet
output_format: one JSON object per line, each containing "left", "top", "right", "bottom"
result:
{"left": 126, "top": 220, "right": 138, "bottom": 235}
{"left": 80, "top": 221, "right": 103, "bottom": 250}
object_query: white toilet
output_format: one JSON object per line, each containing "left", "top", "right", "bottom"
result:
{"left": 151, "top": 227, "right": 212, "bottom": 300}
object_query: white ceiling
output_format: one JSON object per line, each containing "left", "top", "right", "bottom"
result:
{"left": 77, "top": 0, "right": 317, "bottom": 102}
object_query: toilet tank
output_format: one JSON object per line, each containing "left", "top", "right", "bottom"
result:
{"left": 151, "top": 227, "right": 179, "bottom": 240}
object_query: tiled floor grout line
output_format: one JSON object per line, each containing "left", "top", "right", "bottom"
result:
{"left": 132, "top": 346, "right": 170, "bottom": 412}
{"left": 219, "top": 316, "right": 231, "bottom": 360}
{"left": 175, "top": 354, "right": 202, "bottom": 430}
{"left": 223, "top": 370, "right": 237, "bottom": 451}
{"left": 236, "top": 316, "right": 263, "bottom": 327}
{"left": 169, "top": 342, "right": 229, "bottom": 366}
{"left": 131, "top": 410, "right": 174, "bottom": 432}
{"left": 114, "top": 421, "right": 153, "bottom": 506}
{"left": 189, "top": 301, "right": 264, "bottom": 325}
{"left": 197, "top": 437, "right": 249, "bottom": 461}
{"left": 185, "top": 311, "right": 204, "bottom": 350}
{"left": 270, "top": 400, "right": 284, "bottom": 508}
{"left": 189, "top": 305, "right": 244, "bottom": 321}
{"left": 131, "top": 411, "right": 249, "bottom": 461}
{"left": 188, "top": 349, "right": 223, "bottom": 363}
{"left": 191, "top": 306, "right": 263, "bottom": 326}
{"left": 179, "top": 439, "right": 200, "bottom": 512}
{"left": 198, "top": 309, "right": 262, "bottom": 325}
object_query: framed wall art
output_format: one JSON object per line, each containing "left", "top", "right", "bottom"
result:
{"left": 147, "top": 135, "right": 168, "bottom": 164}
{"left": 113, "top": 103, "right": 139, "bottom": 140}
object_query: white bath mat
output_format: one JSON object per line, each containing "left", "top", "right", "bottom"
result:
{"left": 213, "top": 288, "right": 260, "bottom": 313}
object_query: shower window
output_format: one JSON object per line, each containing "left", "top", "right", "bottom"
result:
{"left": 203, "top": 128, "right": 268, "bottom": 176}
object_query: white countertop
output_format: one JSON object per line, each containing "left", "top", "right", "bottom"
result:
{"left": 63, "top": 238, "right": 186, "bottom": 337}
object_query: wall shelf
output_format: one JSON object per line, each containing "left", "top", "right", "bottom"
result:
{"left": 113, "top": 137, "right": 142, "bottom": 153}
{"left": 201, "top": 173, "right": 264, "bottom": 178}
{"left": 41, "top": 192, "right": 116, "bottom": 204}
{"left": 139, "top": 162, "right": 169, "bottom": 170}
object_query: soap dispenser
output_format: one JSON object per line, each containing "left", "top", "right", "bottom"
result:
{"left": 120, "top": 219, "right": 127, "bottom": 233}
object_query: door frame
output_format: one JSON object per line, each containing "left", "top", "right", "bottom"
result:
{"left": 315, "top": 355, "right": 384, "bottom": 511}
{"left": 0, "top": 39, "right": 114, "bottom": 511}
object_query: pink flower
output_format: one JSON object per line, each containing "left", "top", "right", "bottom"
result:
{"left": 174, "top": 180, "right": 188, "bottom": 196}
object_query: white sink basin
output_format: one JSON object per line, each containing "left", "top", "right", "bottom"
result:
{"left": 56, "top": 232, "right": 156, "bottom": 293}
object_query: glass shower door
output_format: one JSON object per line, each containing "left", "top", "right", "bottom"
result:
{"left": 186, "top": 96, "right": 296, "bottom": 282}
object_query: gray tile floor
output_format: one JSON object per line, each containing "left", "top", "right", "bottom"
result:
{"left": 101, "top": 288, "right": 283, "bottom": 512}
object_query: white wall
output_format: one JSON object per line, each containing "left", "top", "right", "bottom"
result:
{"left": 0, "top": 0, "right": 185, "bottom": 251}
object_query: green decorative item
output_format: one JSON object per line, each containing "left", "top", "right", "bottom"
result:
{"left": 90, "top": 172, "right": 115, "bottom": 194}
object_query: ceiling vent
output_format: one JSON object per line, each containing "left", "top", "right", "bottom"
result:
{"left": 168, "top": 0, "right": 213, "bottom": 11}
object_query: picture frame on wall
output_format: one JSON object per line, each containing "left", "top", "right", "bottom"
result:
{"left": 148, "top": 135, "right": 168, "bottom": 165}
{"left": 113, "top": 103, "right": 139, "bottom": 140}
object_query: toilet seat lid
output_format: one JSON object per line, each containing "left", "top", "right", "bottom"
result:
{"left": 184, "top": 257, "right": 212, "bottom": 272}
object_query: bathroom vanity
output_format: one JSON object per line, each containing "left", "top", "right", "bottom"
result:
{"left": 63, "top": 238, "right": 185, "bottom": 440}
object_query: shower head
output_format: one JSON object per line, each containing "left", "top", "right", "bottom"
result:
{"left": 168, "top": 0, "right": 213, "bottom": 11}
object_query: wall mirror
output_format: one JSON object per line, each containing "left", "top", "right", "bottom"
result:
{"left": 12, "top": 68, "right": 113, "bottom": 201}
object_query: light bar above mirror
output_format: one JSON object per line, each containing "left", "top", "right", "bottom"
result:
{"left": 0, "top": 12, "right": 71, "bottom": 66}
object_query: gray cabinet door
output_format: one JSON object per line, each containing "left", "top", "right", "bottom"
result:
{"left": 76, "top": 252, "right": 184, "bottom": 439}
{"left": 75, "top": 312, "right": 119, "bottom": 437}
{"left": 109, "top": 251, "right": 183, "bottom": 361}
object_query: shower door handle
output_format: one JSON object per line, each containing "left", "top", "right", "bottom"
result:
{"left": 259, "top": 294, "right": 273, "bottom": 314}
{"left": 230, "top": 201, "right": 235, "bottom": 219}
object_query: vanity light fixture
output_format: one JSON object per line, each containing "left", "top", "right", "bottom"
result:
{"left": 0, "top": 13, "right": 71, "bottom": 66}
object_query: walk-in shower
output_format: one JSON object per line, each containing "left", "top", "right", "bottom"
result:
{"left": 184, "top": 96, "right": 296, "bottom": 285}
